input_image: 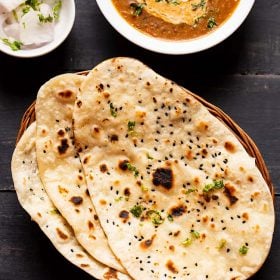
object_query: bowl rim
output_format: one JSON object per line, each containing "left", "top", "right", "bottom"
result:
{"left": 0, "top": 0, "right": 76, "bottom": 58}
{"left": 96, "top": 0, "right": 255, "bottom": 55}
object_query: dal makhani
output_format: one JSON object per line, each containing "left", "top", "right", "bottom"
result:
{"left": 112, "top": 0, "right": 240, "bottom": 40}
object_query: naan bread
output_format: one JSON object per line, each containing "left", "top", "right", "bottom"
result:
{"left": 143, "top": 0, "right": 208, "bottom": 25}
{"left": 11, "top": 122, "right": 130, "bottom": 280}
{"left": 35, "top": 74, "right": 126, "bottom": 273}
{"left": 74, "top": 58, "right": 275, "bottom": 280}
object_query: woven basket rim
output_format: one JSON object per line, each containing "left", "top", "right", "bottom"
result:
{"left": 16, "top": 71, "right": 274, "bottom": 197}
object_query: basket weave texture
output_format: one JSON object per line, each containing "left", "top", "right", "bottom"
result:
{"left": 16, "top": 71, "right": 274, "bottom": 197}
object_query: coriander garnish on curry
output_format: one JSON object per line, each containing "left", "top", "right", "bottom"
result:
{"left": 112, "top": 0, "right": 240, "bottom": 40}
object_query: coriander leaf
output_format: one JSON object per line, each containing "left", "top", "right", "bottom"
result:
{"left": 185, "top": 188, "right": 196, "bottom": 194}
{"left": 217, "top": 239, "right": 227, "bottom": 250}
{"left": 128, "top": 121, "right": 136, "bottom": 133}
{"left": 192, "top": 0, "right": 206, "bottom": 11}
{"left": 239, "top": 245, "right": 249, "bottom": 255}
{"left": 141, "top": 185, "right": 149, "bottom": 192}
{"left": 146, "top": 153, "right": 154, "bottom": 160}
{"left": 203, "top": 180, "right": 224, "bottom": 192}
{"left": 147, "top": 210, "right": 164, "bottom": 225}
{"left": 167, "top": 214, "right": 174, "bottom": 222}
{"left": 114, "top": 196, "right": 123, "bottom": 202}
{"left": 2, "top": 38, "right": 23, "bottom": 51}
{"left": 126, "top": 162, "right": 139, "bottom": 177}
{"left": 22, "top": 6, "right": 31, "bottom": 16}
{"left": 50, "top": 208, "right": 60, "bottom": 215}
{"left": 38, "top": 14, "right": 53, "bottom": 23}
{"left": 130, "top": 3, "right": 145, "bottom": 16}
{"left": 130, "top": 205, "right": 143, "bottom": 218}
{"left": 25, "top": 0, "right": 41, "bottom": 10}
{"left": 182, "top": 238, "right": 192, "bottom": 247}
{"left": 190, "top": 229, "right": 200, "bottom": 239}
{"left": 207, "top": 17, "right": 217, "bottom": 29}
{"left": 53, "top": 0, "right": 62, "bottom": 20}
{"left": 109, "top": 103, "right": 117, "bottom": 117}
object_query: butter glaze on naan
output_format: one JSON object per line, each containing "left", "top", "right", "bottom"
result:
{"left": 11, "top": 123, "right": 130, "bottom": 280}
{"left": 74, "top": 58, "right": 274, "bottom": 280}
{"left": 35, "top": 74, "right": 126, "bottom": 273}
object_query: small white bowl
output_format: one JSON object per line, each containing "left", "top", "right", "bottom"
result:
{"left": 0, "top": 0, "right": 75, "bottom": 58}
{"left": 96, "top": 0, "right": 255, "bottom": 55}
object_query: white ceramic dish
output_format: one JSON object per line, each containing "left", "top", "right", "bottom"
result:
{"left": 96, "top": 0, "right": 255, "bottom": 55}
{"left": 0, "top": 0, "right": 75, "bottom": 58}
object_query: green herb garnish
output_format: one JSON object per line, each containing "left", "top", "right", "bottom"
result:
{"left": 130, "top": 205, "right": 143, "bottom": 218}
{"left": 217, "top": 239, "right": 227, "bottom": 250}
{"left": 190, "top": 229, "right": 200, "bottom": 239}
{"left": 128, "top": 121, "right": 136, "bottom": 132}
{"left": 130, "top": 3, "right": 145, "bottom": 16}
{"left": 110, "top": 103, "right": 117, "bottom": 117}
{"left": 2, "top": 38, "right": 23, "bottom": 51}
{"left": 239, "top": 245, "right": 249, "bottom": 255}
{"left": 182, "top": 238, "right": 192, "bottom": 247}
{"left": 22, "top": 6, "right": 31, "bottom": 15}
{"left": 53, "top": 0, "right": 62, "bottom": 20}
{"left": 207, "top": 17, "right": 217, "bottom": 29}
{"left": 147, "top": 210, "right": 164, "bottom": 225}
{"left": 50, "top": 208, "right": 60, "bottom": 215}
{"left": 38, "top": 14, "right": 53, "bottom": 23}
{"left": 114, "top": 196, "right": 123, "bottom": 202}
{"left": 203, "top": 180, "right": 224, "bottom": 193}
{"left": 126, "top": 162, "right": 139, "bottom": 177}
{"left": 167, "top": 214, "right": 174, "bottom": 222}
{"left": 13, "top": 10, "right": 19, "bottom": 21}
{"left": 156, "top": 0, "right": 181, "bottom": 5}
{"left": 192, "top": 0, "right": 206, "bottom": 11}
{"left": 185, "top": 188, "right": 196, "bottom": 194}
{"left": 141, "top": 185, "right": 149, "bottom": 192}
{"left": 25, "top": 0, "right": 41, "bottom": 10}
{"left": 146, "top": 153, "right": 154, "bottom": 160}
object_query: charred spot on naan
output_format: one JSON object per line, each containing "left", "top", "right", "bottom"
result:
{"left": 223, "top": 183, "right": 238, "bottom": 206}
{"left": 70, "top": 196, "right": 83, "bottom": 206}
{"left": 140, "top": 234, "right": 156, "bottom": 249}
{"left": 57, "top": 139, "right": 69, "bottom": 155}
{"left": 56, "top": 228, "right": 68, "bottom": 240}
{"left": 76, "top": 100, "right": 82, "bottom": 108}
{"left": 152, "top": 168, "right": 174, "bottom": 190}
{"left": 103, "top": 268, "right": 118, "bottom": 280}
{"left": 124, "top": 187, "right": 131, "bottom": 197}
{"left": 166, "top": 259, "right": 178, "bottom": 274}
{"left": 88, "top": 221, "right": 94, "bottom": 230}
{"left": 57, "top": 90, "right": 75, "bottom": 102}
{"left": 96, "top": 83, "right": 104, "bottom": 92}
{"left": 169, "top": 204, "right": 187, "bottom": 217}
{"left": 110, "top": 134, "right": 119, "bottom": 142}
{"left": 57, "top": 129, "right": 65, "bottom": 137}
{"left": 119, "top": 159, "right": 129, "bottom": 171}
{"left": 100, "top": 164, "right": 108, "bottom": 173}
{"left": 224, "top": 141, "right": 236, "bottom": 153}
{"left": 119, "top": 210, "right": 130, "bottom": 223}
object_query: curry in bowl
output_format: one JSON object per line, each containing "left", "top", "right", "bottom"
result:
{"left": 112, "top": 0, "right": 240, "bottom": 40}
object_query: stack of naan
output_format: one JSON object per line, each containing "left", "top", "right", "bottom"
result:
{"left": 12, "top": 57, "right": 275, "bottom": 280}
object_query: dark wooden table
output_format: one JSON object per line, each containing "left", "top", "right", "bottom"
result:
{"left": 0, "top": 1, "right": 279, "bottom": 279}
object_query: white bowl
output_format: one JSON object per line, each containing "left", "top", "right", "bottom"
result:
{"left": 0, "top": 0, "right": 75, "bottom": 58}
{"left": 96, "top": 0, "right": 255, "bottom": 55}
